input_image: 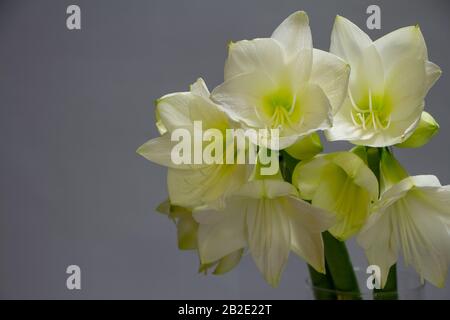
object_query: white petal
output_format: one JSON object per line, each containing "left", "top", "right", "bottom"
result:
{"left": 385, "top": 56, "right": 426, "bottom": 122}
{"left": 330, "top": 152, "right": 379, "bottom": 200}
{"left": 137, "top": 134, "right": 200, "bottom": 169}
{"left": 310, "top": 49, "right": 350, "bottom": 114}
{"left": 238, "top": 179, "right": 297, "bottom": 199}
{"left": 353, "top": 44, "right": 384, "bottom": 97}
{"left": 287, "top": 47, "right": 313, "bottom": 89}
{"left": 286, "top": 196, "right": 334, "bottom": 272}
{"left": 212, "top": 71, "right": 276, "bottom": 128}
{"left": 157, "top": 92, "right": 228, "bottom": 133}
{"left": 168, "top": 164, "right": 248, "bottom": 208}
{"left": 190, "top": 77, "right": 210, "bottom": 98}
{"left": 224, "top": 38, "right": 286, "bottom": 81}
{"left": 271, "top": 11, "right": 312, "bottom": 58}
{"left": 395, "top": 191, "right": 449, "bottom": 287}
{"left": 247, "top": 198, "right": 291, "bottom": 286}
{"left": 357, "top": 208, "right": 397, "bottom": 288}
{"left": 424, "top": 61, "right": 442, "bottom": 94}
{"left": 293, "top": 83, "right": 333, "bottom": 133}
{"left": 292, "top": 155, "right": 330, "bottom": 200}
{"left": 374, "top": 26, "right": 428, "bottom": 75}
{"left": 195, "top": 200, "right": 247, "bottom": 263}
{"left": 330, "top": 15, "right": 372, "bottom": 66}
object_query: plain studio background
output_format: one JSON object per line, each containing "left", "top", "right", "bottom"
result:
{"left": 0, "top": 0, "right": 449, "bottom": 299}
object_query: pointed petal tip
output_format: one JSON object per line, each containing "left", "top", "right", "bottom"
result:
{"left": 291, "top": 10, "right": 309, "bottom": 21}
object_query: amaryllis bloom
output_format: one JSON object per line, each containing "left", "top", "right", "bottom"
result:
{"left": 292, "top": 152, "right": 378, "bottom": 240}
{"left": 326, "top": 16, "right": 442, "bottom": 147}
{"left": 358, "top": 175, "right": 450, "bottom": 288}
{"left": 137, "top": 78, "right": 250, "bottom": 209}
{"left": 156, "top": 200, "right": 243, "bottom": 275}
{"left": 212, "top": 11, "right": 350, "bottom": 149}
{"left": 194, "top": 177, "right": 334, "bottom": 287}
{"left": 358, "top": 150, "right": 450, "bottom": 288}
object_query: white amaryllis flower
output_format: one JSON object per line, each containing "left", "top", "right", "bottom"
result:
{"left": 358, "top": 150, "right": 450, "bottom": 288}
{"left": 292, "top": 152, "right": 378, "bottom": 240}
{"left": 211, "top": 11, "right": 350, "bottom": 149}
{"left": 137, "top": 78, "right": 250, "bottom": 209}
{"left": 326, "top": 16, "right": 441, "bottom": 147}
{"left": 194, "top": 178, "right": 334, "bottom": 287}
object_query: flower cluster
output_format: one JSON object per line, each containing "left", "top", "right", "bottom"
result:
{"left": 138, "top": 12, "right": 449, "bottom": 289}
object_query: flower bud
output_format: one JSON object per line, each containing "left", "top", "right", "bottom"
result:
{"left": 396, "top": 112, "right": 439, "bottom": 148}
{"left": 285, "top": 132, "right": 323, "bottom": 160}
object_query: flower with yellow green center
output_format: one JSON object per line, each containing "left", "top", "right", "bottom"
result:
{"left": 326, "top": 16, "right": 442, "bottom": 147}
{"left": 358, "top": 149, "right": 450, "bottom": 288}
{"left": 292, "top": 152, "right": 378, "bottom": 240}
{"left": 194, "top": 158, "right": 335, "bottom": 287}
{"left": 137, "top": 78, "right": 251, "bottom": 209}
{"left": 211, "top": 11, "right": 350, "bottom": 149}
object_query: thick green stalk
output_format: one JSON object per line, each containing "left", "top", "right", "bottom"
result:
{"left": 307, "top": 263, "right": 337, "bottom": 300}
{"left": 322, "top": 231, "right": 361, "bottom": 299}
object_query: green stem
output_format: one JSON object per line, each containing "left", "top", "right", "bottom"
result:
{"left": 307, "top": 263, "right": 337, "bottom": 300}
{"left": 374, "top": 264, "right": 398, "bottom": 300}
{"left": 323, "top": 231, "right": 361, "bottom": 299}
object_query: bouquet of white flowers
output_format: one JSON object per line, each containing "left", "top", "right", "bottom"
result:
{"left": 138, "top": 11, "right": 448, "bottom": 299}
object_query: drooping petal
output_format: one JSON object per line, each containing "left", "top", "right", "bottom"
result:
{"left": 310, "top": 49, "right": 350, "bottom": 114}
{"left": 401, "top": 190, "right": 450, "bottom": 287}
{"left": 213, "top": 249, "right": 244, "bottom": 275}
{"left": 285, "top": 196, "right": 334, "bottom": 273}
{"left": 246, "top": 198, "right": 291, "bottom": 287}
{"left": 271, "top": 11, "right": 312, "bottom": 58}
{"left": 176, "top": 213, "right": 198, "bottom": 250}
{"left": 194, "top": 200, "right": 247, "bottom": 263}
{"left": 330, "top": 15, "right": 372, "bottom": 66}
{"left": 224, "top": 38, "right": 286, "bottom": 81}
{"left": 359, "top": 175, "right": 450, "bottom": 288}
{"left": 137, "top": 134, "right": 201, "bottom": 169}
{"left": 357, "top": 208, "right": 398, "bottom": 288}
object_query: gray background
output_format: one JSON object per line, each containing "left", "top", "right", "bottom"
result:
{"left": 0, "top": 0, "right": 449, "bottom": 299}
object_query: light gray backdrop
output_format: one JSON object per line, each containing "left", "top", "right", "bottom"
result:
{"left": 0, "top": 0, "right": 449, "bottom": 299}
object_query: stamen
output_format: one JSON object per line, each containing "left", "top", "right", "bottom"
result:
{"left": 369, "top": 89, "right": 378, "bottom": 130}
